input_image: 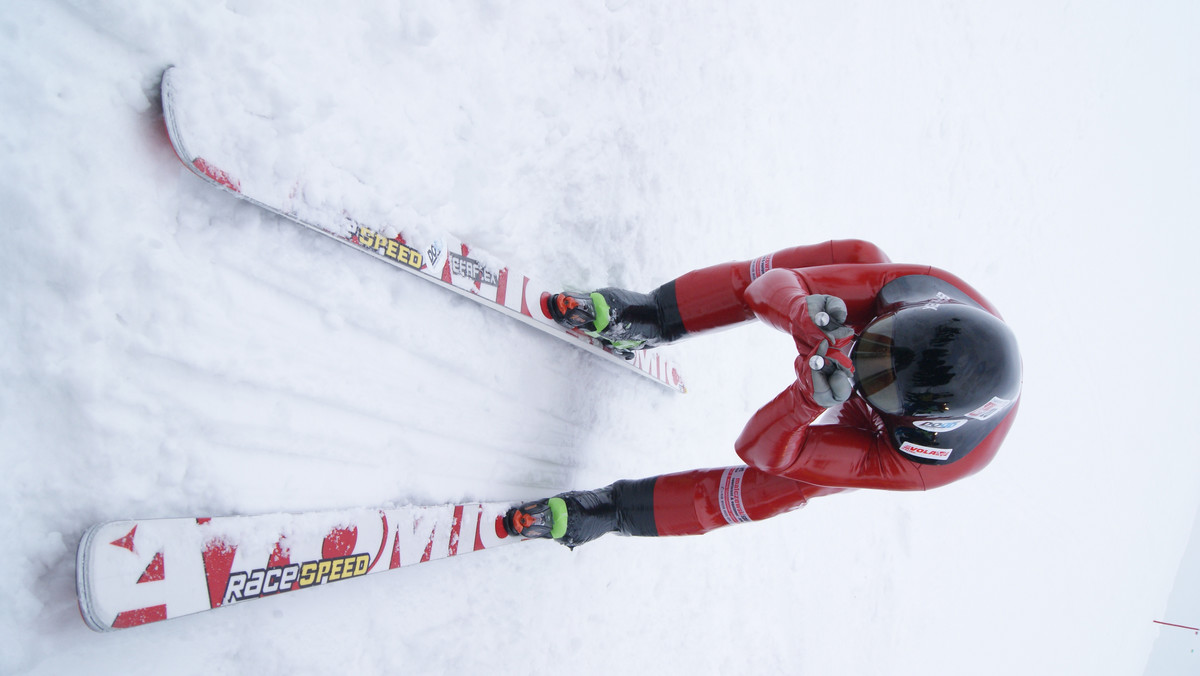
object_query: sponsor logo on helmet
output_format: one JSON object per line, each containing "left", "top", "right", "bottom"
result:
{"left": 966, "top": 396, "right": 1012, "bottom": 421}
{"left": 914, "top": 419, "right": 968, "bottom": 432}
{"left": 899, "top": 441, "right": 952, "bottom": 461}
{"left": 920, "top": 291, "right": 953, "bottom": 311}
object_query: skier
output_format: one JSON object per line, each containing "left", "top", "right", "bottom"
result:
{"left": 503, "top": 240, "right": 1021, "bottom": 547}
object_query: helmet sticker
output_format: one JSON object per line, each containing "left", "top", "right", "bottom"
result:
{"left": 914, "top": 419, "right": 968, "bottom": 432}
{"left": 919, "top": 291, "right": 953, "bottom": 311}
{"left": 899, "top": 441, "right": 952, "bottom": 461}
{"left": 966, "top": 396, "right": 1012, "bottom": 421}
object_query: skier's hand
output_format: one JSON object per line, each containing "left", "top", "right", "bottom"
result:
{"left": 805, "top": 294, "right": 853, "bottom": 345}
{"left": 797, "top": 340, "right": 854, "bottom": 408}
{"left": 788, "top": 294, "right": 853, "bottom": 354}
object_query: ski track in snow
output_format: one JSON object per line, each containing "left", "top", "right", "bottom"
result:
{"left": 3, "top": 2, "right": 1199, "bottom": 675}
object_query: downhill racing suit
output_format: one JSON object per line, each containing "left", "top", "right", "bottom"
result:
{"left": 598, "top": 240, "right": 1020, "bottom": 538}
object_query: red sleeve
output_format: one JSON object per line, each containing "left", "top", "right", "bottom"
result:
{"left": 742, "top": 263, "right": 953, "bottom": 337}
{"left": 765, "top": 239, "right": 892, "bottom": 269}
{"left": 670, "top": 239, "right": 894, "bottom": 336}
{"left": 735, "top": 395, "right": 929, "bottom": 490}
{"left": 792, "top": 263, "right": 1004, "bottom": 322}
{"left": 741, "top": 268, "right": 822, "bottom": 344}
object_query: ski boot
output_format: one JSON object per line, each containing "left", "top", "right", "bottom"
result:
{"left": 503, "top": 488, "right": 618, "bottom": 549}
{"left": 545, "top": 288, "right": 667, "bottom": 358}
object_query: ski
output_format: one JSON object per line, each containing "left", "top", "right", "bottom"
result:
{"left": 160, "top": 67, "right": 686, "bottom": 393}
{"left": 76, "top": 501, "right": 525, "bottom": 631}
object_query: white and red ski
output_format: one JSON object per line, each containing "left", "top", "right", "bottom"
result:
{"left": 160, "top": 67, "right": 686, "bottom": 393}
{"left": 76, "top": 501, "right": 525, "bottom": 631}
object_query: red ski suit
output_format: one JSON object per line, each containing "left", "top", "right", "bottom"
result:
{"left": 644, "top": 240, "right": 1020, "bottom": 537}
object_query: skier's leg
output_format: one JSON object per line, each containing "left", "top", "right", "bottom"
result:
{"left": 504, "top": 478, "right": 653, "bottom": 548}
{"left": 504, "top": 467, "right": 844, "bottom": 547}
{"left": 648, "top": 466, "right": 845, "bottom": 536}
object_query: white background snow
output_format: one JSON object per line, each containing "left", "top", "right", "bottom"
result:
{"left": 2, "top": 1, "right": 1198, "bottom": 674}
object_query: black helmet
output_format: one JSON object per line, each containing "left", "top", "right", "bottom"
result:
{"left": 850, "top": 276, "right": 1021, "bottom": 464}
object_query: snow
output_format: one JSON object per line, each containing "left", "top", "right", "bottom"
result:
{"left": 2, "top": 1, "right": 1198, "bottom": 674}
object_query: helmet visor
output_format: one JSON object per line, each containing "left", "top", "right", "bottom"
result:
{"left": 851, "top": 314, "right": 903, "bottom": 414}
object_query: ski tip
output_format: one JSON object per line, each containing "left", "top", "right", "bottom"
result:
{"left": 159, "top": 68, "right": 244, "bottom": 196}
{"left": 190, "top": 157, "right": 242, "bottom": 193}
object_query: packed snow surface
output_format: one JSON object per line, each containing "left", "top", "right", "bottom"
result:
{"left": 2, "top": 2, "right": 1198, "bottom": 675}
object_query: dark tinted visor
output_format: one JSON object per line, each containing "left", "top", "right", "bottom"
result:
{"left": 851, "top": 314, "right": 903, "bottom": 414}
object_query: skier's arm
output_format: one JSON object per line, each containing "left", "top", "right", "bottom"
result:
{"left": 742, "top": 268, "right": 854, "bottom": 348}
{"left": 732, "top": 239, "right": 893, "bottom": 314}
{"left": 736, "top": 395, "right": 1018, "bottom": 491}
{"left": 792, "top": 263, "right": 1005, "bottom": 319}
{"left": 735, "top": 393, "right": 930, "bottom": 490}
{"left": 765, "top": 239, "right": 892, "bottom": 270}
{"left": 661, "top": 239, "right": 892, "bottom": 337}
